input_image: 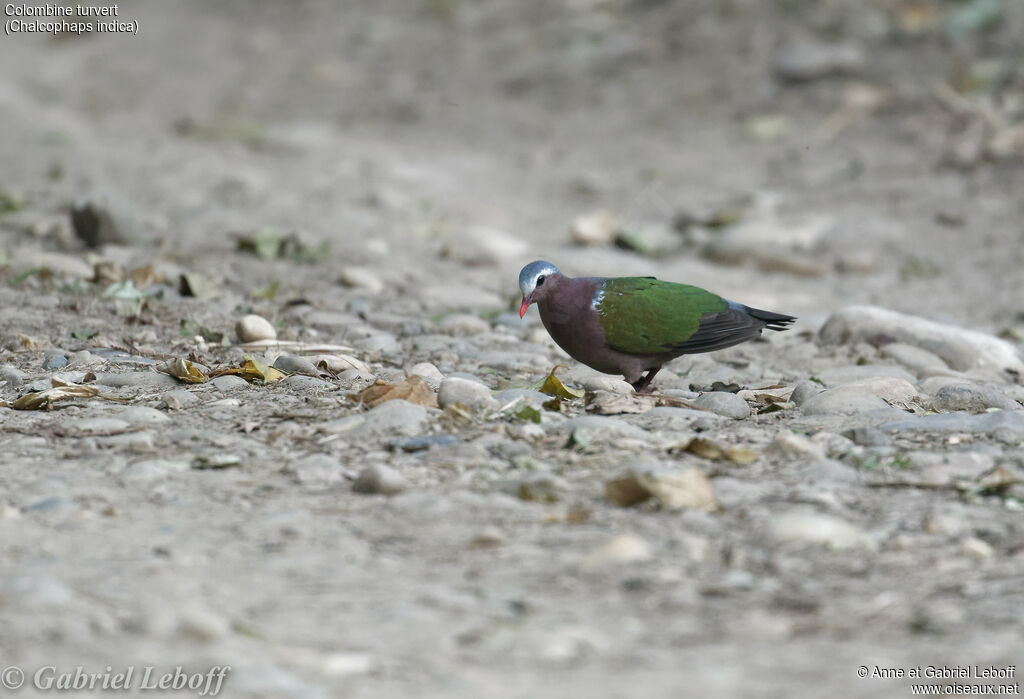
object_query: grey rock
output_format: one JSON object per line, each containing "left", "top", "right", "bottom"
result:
{"left": 361, "top": 399, "right": 430, "bottom": 437}
{"left": 272, "top": 355, "right": 322, "bottom": 377}
{"left": 353, "top": 463, "right": 408, "bottom": 495}
{"left": 0, "top": 365, "right": 26, "bottom": 387}
{"left": 880, "top": 410, "right": 1024, "bottom": 438}
{"left": 43, "top": 349, "right": 69, "bottom": 370}
{"left": 118, "top": 406, "right": 170, "bottom": 426}
{"left": 820, "top": 306, "right": 1024, "bottom": 374}
{"left": 357, "top": 333, "right": 401, "bottom": 355}
{"left": 389, "top": 434, "right": 459, "bottom": 452}
{"left": 770, "top": 509, "right": 875, "bottom": 550}
{"left": 281, "top": 374, "right": 335, "bottom": 390}
{"left": 844, "top": 426, "right": 890, "bottom": 447}
{"left": 879, "top": 342, "right": 950, "bottom": 377}
{"left": 438, "top": 377, "right": 499, "bottom": 413}
{"left": 507, "top": 472, "right": 567, "bottom": 503}
{"left": 286, "top": 454, "right": 347, "bottom": 487}
{"left": 438, "top": 313, "right": 490, "bottom": 336}
{"left": 68, "top": 350, "right": 103, "bottom": 366}
{"left": 803, "top": 459, "right": 859, "bottom": 484}
{"left": 694, "top": 391, "right": 750, "bottom": 419}
{"left": 122, "top": 459, "right": 190, "bottom": 483}
{"left": 209, "top": 375, "right": 250, "bottom": 391}
{"left": 816, "top": 365, "right": 918, "bottom": 386}
{"left": 932, "top": 384, "right": 1020, "bottom": 413}
{"left": 408, "top": 362, "right": 444, "bottom": 388}
{"left": 95, "top": 372, "right": 179, "bottom": 389}
{"left": 799, "top": 387, "right": 903, "bottom": 416}
{"left": 790, "top": 380, "right": 824, "bottom": 406}
{"left": 65, "top": 417, "right": 131, "bottom": 435}
{"left": 775, "top": 39, "right": 865, "bottom": 82}
{"left": 162, "top": 389, "right": 199, "bottom": 410}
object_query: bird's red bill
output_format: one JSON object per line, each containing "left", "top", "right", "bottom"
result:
{"left": 519, "top": 298, "right": 530, "bottom": 318}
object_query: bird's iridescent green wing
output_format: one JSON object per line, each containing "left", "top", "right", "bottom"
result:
{"left": 595, "top": 277, "right": 731, "bottom": 355}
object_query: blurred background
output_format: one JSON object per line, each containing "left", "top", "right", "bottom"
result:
{"left": 1, "top": 0, "right": 1022, "bottom": 329}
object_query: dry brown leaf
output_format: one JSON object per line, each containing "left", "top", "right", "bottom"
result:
{"left": 607, "top": 467, "right": 718, "bottom": 511}
{"left": 156, "top": 358, "right": 209, "bottom": 384}
{"left": 9, "top": 379, "right": 101, "bottom": 410}
{"left": 353, "top": 375, "right": 437, "bottom": 408}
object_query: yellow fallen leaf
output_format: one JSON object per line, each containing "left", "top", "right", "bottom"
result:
{"left": 156, "top": 358, "right": 209, "bottom": 384}
{"left": 533, "top": 365, "right": 584, "bottom": 400}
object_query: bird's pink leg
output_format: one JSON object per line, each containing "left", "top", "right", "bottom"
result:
{"left": 632, "top": 368, "right": 660, "bottom": 393}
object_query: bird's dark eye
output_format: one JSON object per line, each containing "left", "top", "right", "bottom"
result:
{"left": 536, "top": 275, "right": 545, "bottom": 286}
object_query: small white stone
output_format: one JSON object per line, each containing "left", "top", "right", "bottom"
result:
{"left": 235, "top": 314, "right": 277, "bottom": 343}
{"left": 339, "top": 267, "right": 384, "bottom": 295}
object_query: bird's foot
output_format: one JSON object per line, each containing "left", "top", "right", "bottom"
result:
{"left": 631, "top": 368, "right": 660, "bottom": 394}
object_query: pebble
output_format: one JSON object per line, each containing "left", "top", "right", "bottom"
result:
{"left": 352, "top": 463, "right": 408, "bottom": 495}
{"left": 582, "top": 534, "right": 652, "bottom": 568}
{"left": 286, "top": 454, "right": 347, "bottom": 487}
{"left": 339, "top": 267, "right": 384, "bottom": 295}
{"left": 606, "top": 466, "right": 717, "bottom": 511}
{"left": 118, "top": 405, "right": 170, "bottom": 426}
{"left": 66, "top": 417, "right": 131, "bottom": 435}
{"left": 42, "top": 349, "right": 69, "bottom": 370}
{"left": 702, "top": 214, "right": 835, "bottom": 268}
{"left": 932, "top": 383, "right": 1020, "bottom": 413}
{"left": 765, "top": 432, "right": 826, "bottom": 459}
{"left": 844, "top": 426, "right": 890, "bottom": 447}
{"left": 770, "top": 510, "right": 875, "bottom": 550}
{"left": 437, "top": 377, "right": 499, "bottom": 414}
{"left": 95, "top": 372, "right": 179, "bottom": 389}
{"left": 281, "top": 374, "right": 335, "bottom": 390}
{"left": 209, "top": 375, "right": 250, "bottom": 391}
{"left": 694, "top": 391, "right": 751, "bottom": 419}
{"left": 774, "top": 39, "right": 865, "bottom": 82}
{"left": 356, "top": 333, "right": 401, "bottom": 355}
{"left": 177, "top": 607, "right": 231, "bottom": 641}
{"left": 880, "top": 410, "right": 1024, "bottom": 438}
{"left": 408, "top": 362, "right": 444, "bottom": 388}
{"left": 389, "top": 434, "right": 459, "bottom": 452}
{"left": 510, "top": 472, "right": 567, "bottom": 503}
{"left": 273, "top": 355, "right": 321, "bottom": 377}
{"left": 438, "top": 313, "right": 490, "bottom": 336}
{"left": 570, "top": 211, "right": 619, "bottom": 246}
{"left": 844, "top": 377, "right": 920, "bottom": 406}
{"left": 789, "top": 380, "right": 824, "bottom": 406}
{"left": 959, "top": 537, "right": 995, "bottom": 561}
{"left": 235, "top": 314, "right": 277, "bottom": 343}
{"left": 803, "top": 459, "right": 859, "bottom": 484}
{"left": 820, "top": 306, "right": 1024, "bottom": 374}
{"left": 362, "top": 399, "right": 430, "bottom": 437}
{"left": 799, "top": 386, "right": 901, "bottom": 416}
{"left": 879, "top": 342, "right": 950, "bottom": 377}
{"left": 1, "top": 365, "right": 26, "bottom": 387}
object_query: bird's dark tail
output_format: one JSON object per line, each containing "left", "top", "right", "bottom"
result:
{"left": 746, "top": 306, "right": 797, "bottom": 331}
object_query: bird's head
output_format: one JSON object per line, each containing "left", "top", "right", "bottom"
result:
{"left": 518, "top": 260, "right": 561, "bottom": 318}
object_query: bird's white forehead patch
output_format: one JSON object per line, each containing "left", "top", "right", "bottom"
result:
{"left": 518, "top": 261, "right": 559, "bottom": 295}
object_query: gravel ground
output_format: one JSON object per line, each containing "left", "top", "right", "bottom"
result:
{"left": 1, "top": 2, "right": 1023, "bottom": 698}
